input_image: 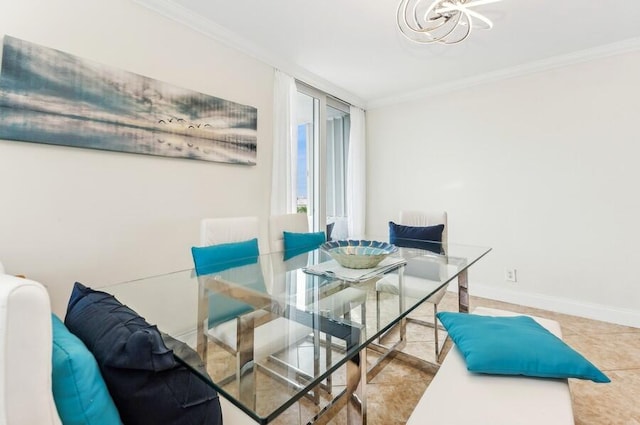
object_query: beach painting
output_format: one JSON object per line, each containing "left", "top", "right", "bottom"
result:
{"left": 0, "top": 36, "right": 257, "bottom": 165}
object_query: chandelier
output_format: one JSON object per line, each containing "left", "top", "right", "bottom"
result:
{"left": 397, "top": 0, "right": 502, "bottom": 45}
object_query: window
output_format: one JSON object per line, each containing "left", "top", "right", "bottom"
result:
{"left": 295, "top": 83, "right": 350, "bottom": 240}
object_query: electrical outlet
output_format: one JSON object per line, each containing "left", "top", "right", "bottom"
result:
{"left": 505, "top": 268, "right": 517, "bottom": 282}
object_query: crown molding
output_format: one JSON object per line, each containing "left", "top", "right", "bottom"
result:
{"left": 132, "top": 0, "right": 366, "bottom": 108}
{"left": 132, "top": 0, "right": 640, "bottom": 110}
{"left": 367, "top": 36, "right": 640, "bottom": 109}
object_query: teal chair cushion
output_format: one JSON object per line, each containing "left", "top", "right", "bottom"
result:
{"left": 283, "top": 231, "right": 326, "bottom": 260}
{"left": 191, "top": 238, "right": 266, "bottom": 327}
{"left": 191, "top": 238, "right": 259, "bottom": 275}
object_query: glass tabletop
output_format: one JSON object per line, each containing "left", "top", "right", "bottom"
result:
{"left": 103, "top": 240, "right": 491, "bottom": 424}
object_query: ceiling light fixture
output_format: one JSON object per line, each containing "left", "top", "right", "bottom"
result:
{"left": 397, "top": 0, "right": 502, "bottom": 45}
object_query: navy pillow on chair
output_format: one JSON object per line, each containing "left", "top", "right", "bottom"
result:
{"left": 388, "top": 221, "right": 444, "bottom": 253}
{"left": 64, "top": 282, "right": 223, "bottom": 425}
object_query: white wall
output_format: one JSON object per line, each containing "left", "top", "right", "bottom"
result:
{"left": 0, "top": 0, "right": 274, "bottom": 316}
{"left": 367, "top": 51, "right": 640, "bottom": 327}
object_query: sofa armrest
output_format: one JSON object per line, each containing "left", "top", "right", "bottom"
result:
{"left": 0, "top": 275, "right": 62, "bottom": 425}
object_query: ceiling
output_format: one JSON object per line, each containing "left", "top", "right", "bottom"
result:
{"left": 137, "top": 0, "right": 640, "bottom": 108}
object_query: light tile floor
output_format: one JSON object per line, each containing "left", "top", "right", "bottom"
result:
{"left": 208, "top": 292, "right": 640, "bottom": 424}
{"left": 363, "top": 293, "right": 640, "bottom": 425}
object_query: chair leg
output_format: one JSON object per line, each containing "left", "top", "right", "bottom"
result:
{"left": 376, "top": 290, "right": 381, "bottom": 343}
{"left": 433, "top": 303, "right": 439, "bottom": 360}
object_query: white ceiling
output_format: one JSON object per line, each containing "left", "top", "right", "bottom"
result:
{"left": 137, "top": 0, "right": 640, "bottom": 108}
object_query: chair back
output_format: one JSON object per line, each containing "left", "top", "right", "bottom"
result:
{"left": 196, "top": 216, "right": 267, "bottom": 326}
{"left": 200, "top": 216, "right": 259, "bottom": 246}
{"left": 268, "top": 213, "right": 309, "bottom": 253}
{"left": 399, "top": 210, "right": 448, "bottom": 244}
{"left": 399, "top": 210, "right": 448, "bottom": 280}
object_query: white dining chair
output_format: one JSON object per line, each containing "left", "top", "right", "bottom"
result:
{"left": 267, "top": 213, "right": 367, "bottom": 392}
{"left": 268, "top": 212, "right": 309, "bottom": 253}
{"left": 196, "top": 216, "right": 311, "bottom": 362}
{"left": 376, "top": 210, "right": 449, "bottom": 361}
{"left": 267, "top": 214, "right": 366, "bottom": 320}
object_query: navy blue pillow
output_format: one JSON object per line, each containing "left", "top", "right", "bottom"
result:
{"left": 388, "top": 221, "right": 444, "bottom": 253}
{"left": 65, "top": 283, "right": 223, "bottom": 425}
{"left": 283, "top": 231, "right": 326, "bottom": 260}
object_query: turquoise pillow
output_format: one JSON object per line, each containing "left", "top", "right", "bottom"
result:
{"left": 51, "top": 314, "right": 123, "bottom": 425}
{"left": 191, "top": 238, "right": 259, "bottom": 276}
{"left": 191, "top": 238, "right": 266, "bottom": 327}
{"left": 283, "top": 231, "right": 326, "bottom": 260}
{"left": 437, "top": 312, "right": 610, "bottom": 383}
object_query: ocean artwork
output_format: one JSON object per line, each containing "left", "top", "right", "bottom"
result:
{"left": 0, "top": 36, "right": 257, "bottom": 165}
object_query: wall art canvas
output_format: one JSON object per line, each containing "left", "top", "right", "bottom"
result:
{"left": 0, "top": 36, "right": 257, "bottom": 165}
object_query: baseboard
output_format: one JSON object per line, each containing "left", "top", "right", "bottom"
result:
{"left": 447, "top": 282, "right": 640, "bottom": 328}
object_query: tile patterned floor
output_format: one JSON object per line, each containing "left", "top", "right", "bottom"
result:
{"left": 209, "top": 292, "right": 640, "bottom": 424}
{"left": 362, "top": 293, "right": 640, "bottom": 425}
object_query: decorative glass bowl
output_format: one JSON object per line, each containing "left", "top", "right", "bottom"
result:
{"left": 320, "top": 240, "right": 398, "bottom": 269}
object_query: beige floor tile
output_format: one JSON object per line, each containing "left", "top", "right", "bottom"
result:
{"left": 367, "top": 380, "right": 432, "bottom": 425}
{"left": 571, "top": 369, "right": 640, "bottom": 424}
{"left": 564, "top": 332, "right": 640, "bottom": 371}
{"left": 212, "top": 292, "right": 640, "bottom": 424}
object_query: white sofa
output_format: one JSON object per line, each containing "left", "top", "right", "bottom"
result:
{"left": 0, "top": 270, "right": 62, "bottom": 425}
{"left": 407, "top": 307, "right": 574, "bottom": 425}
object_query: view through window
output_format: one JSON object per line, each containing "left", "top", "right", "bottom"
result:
{"left": 295, "top": 85, "right": 350, "bottom": 240}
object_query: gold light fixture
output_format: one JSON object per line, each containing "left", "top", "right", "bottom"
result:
{"left": 397, "top": 0, "right": 502, "bottom": 45}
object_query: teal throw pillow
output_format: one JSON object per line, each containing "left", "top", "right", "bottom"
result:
{"left": 51, "top": 314, "right": 123, "bottom": 425}
{"left": 191, "top": 238, "right": 266, "bottom": 327}
{"left": 437, "top": 312, "right": 610, "bottom": 383}
{"left": 283, "top": 231, "right": 326, "bottom": 260}
{"left": 191, "top": 238, "right": 259, "bottom": 276}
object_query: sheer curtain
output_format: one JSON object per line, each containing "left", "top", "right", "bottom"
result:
{"left": 270, "top": 70, "right": 297, "bottom": 215}
{"left": 347, "top": 106, "right": 366, "bottom": 238}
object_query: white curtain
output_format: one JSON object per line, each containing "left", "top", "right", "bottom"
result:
{"left": 270, "top": 70, "right": 297, "bottom": 215}
{"left": 347, "top": 106, "right": 366, "bottom": 238}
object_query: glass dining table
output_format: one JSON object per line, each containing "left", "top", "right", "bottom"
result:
{"left": 103, "top": 239, "right": 491, "bottom": 425}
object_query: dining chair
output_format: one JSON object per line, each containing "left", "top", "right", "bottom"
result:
{"left": 376, "top": 210, "right": 449, "bottom": 361}
{"left": 194, "top": 217, "right": 310, "bottom": 363}
{"left": 268, "top": 212, "right": 309, "bottom": 253}
{"left": 267, "top": 213, "right": 367, "bottom": 392}
{"left": 267, "top": 213, "right": 366, "bottom": 321}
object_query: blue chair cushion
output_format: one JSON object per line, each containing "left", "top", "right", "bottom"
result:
{"left": 191, "top": 238, "right": 267, "bottom": 327}
{"left": 191, "top": 238, "right": 259, "bottom": 275}
{"left": 51, "top": 314, "right": 122, "bottom": 425}
{"left": 437, "top": 312, "right": 610, "bottom": 383}
{"left": 283, "top": 231, "right": 326, "bottom": 260}
{"left": 64, "top": 282, "right": 223, "bottom": 425}
{"left": 388, "top": 221, "right": 444, "bottom": 253}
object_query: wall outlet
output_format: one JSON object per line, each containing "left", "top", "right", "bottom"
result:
{"left": 505, "top": 268, "right": 517, "bottom": 282}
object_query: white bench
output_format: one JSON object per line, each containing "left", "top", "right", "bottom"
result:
{"left": 406, "top": 307, "right": 574, "bottom": 425}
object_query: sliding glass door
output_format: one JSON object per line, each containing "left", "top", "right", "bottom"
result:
{"left": 295, "top": 84, "right": 350, "bottom": 239}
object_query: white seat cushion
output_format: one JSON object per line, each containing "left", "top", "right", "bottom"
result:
{"left": 406, "top": 307, "right": 574, "bottom": 425}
